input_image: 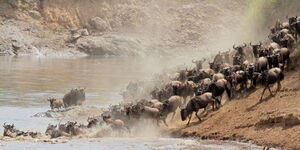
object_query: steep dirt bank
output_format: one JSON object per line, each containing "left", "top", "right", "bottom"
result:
{"left": 168, "top": 67, "right": 300, "bottom": 149}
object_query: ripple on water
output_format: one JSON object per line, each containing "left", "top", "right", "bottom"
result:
{"left": 0, "top": 138, "right": 266, "bottom": 150}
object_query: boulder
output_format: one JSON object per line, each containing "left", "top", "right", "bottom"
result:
{"left": 28, "top": 10, "right": 41, "bottom": 19}
{"left": 89, "top": 17, "right": 111, "bottom": 32}
{"left": 7, "top": 0, "right": 19, "bottom": 8}
{"left": 76, "top": 34, "right": 144, "bottom": 56}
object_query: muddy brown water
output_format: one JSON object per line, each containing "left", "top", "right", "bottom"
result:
{"left": 0, "top": 56, "right": 266, "bottom": 150}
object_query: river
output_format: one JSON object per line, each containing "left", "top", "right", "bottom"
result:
{"left": 0, "top": 56, "right": 264, "bottom": 150}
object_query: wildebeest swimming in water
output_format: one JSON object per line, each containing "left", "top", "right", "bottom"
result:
{"left": 180, "top": 93, "right": 216, "bottom": 126}
{"left": 3, "top": 123, "right": 39, "bottom": 138}
{"left": 63, "top": 88, "right": 86, "bottom": 107}
{"left": 3, "top": 123, "right": 24, "bottom": 138}
{"left": 47, "top": 97, "right": 63, "bottom": 110}
{"left": 45, "top": 124, "right": 71, "bottom": 138}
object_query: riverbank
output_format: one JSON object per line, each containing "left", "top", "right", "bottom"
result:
{"left": 168, "top": 66, "right": 300, "bottom": 149}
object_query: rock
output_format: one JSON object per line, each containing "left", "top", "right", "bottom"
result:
{"left": 69, "top": 33, "right": 81, "bottom": 43}
{"left": 7, "top": 0, "right": 19, "bottom": 8}
{"left": 76, "top": 34, "right": 144, "bottom": 56}
{"left": 11, "top": 42, "right": 22, "bottom": 50}
{"left": 28, "top": 10, "right": 41, "bottom": 19}
{"left": 79, "top": 28, "right": 89, "bottom": 36}
{"left": 89, "top": 17, "right": 111, "bottom": 32}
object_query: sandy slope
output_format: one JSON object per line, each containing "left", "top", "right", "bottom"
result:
{"left": 168, "top": 67, "right": 300, "bottom": 149}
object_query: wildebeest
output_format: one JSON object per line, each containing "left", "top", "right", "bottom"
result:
{"left": 63, "top": 88, "right": 86, "bottom": 107}
{"left": 232, "top": 70, "right": 248, "bottom": 93}
{"left": 102, "top": 115, "right": 130, "bottom": 132}
{"left": 288, "top": 16, "right": 300, "bottom": 41}
{"left": 140, "top": 106, "right": 168, "bottom": 127}
{"left": 206, "top": 79, "right": 231, "bottom": 106}
{"left": 87, "top": 117, "right": 102, "bottom": 128}
{"left": 66, "top": 122, "right": 83, "bottom": 136}
{"left": 279, "top": 48, "right": 291, "bottom": 70}
{"left": 259, "top": 67, "right": 284, "bottom": 101}
{"left": 180, "top": 92, "right": 216, "bottom": 125}
{"left": 256, "top": 57, "right": 269, "bottom": 72}
{"left": 192, "top": 58, "right": 206, "bottom": 70}
{"left": 45, "top": 124, "right": 70, "bottom": 138}
{"left": 47, "top": 97, "right": 63, "bottom": 110}
{"left": 173, "top": 81, "right": 195, "bottom": 105}
{"left": 161, "top": 95, "right": 182, "bottom": 119}
{"left": 250, "top": 42, "right": 262, "bottom": 58}
{"left": 212, "top": 73, "right": 225, "bottom": 82}
{"left": 3, "top": 123, "right": 24, "bottom": 138}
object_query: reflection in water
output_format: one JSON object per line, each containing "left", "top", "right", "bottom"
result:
{"left": 0, "top": 56, "right": 192, "bottom": 107}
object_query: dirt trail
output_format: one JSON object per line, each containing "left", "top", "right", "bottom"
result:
{"left": 168, "top": 67, "right": 300, "bottom": 149}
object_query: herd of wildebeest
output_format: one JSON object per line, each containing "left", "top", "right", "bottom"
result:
{"left": 3, "top": 16, "right": 300, "bottom": 139}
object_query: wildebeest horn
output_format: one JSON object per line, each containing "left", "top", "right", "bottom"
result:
{"left": 233, "top": 44, "right": 236, "bottom": 49}
{"left": 243, "top": 43, "right": 247, "bottom": 47}
{"left": 3, "top": 122, "right": 7, "bottom": 126}
{"left": 250, "top": 42, "right": 252, "bottom": 46}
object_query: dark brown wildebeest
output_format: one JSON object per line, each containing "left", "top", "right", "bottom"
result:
{"left": 66, "top": 122, "right": 83, "bottom": 136}
{"left": 259, "top": 68, "right": 284, "bottom": 101}
{"left": 250, "top": 42, "right": 262, "bottom": 58}
{"left": 205, "top": 79, "right": 231, "bottom": 107}
{"left": 180, "top": 92, "right": 216, "bottom": 126}
{"left": 45, "top": 124, "right": 70, "bottom": 138}
{"left": 3, "top": 123, "right": 24, "bottom": 138}
{"left": 63, "top": 88, "right": 86, "bottom": 107}
{"left": 232, "top": 70, "right": 248, "bottom": 93}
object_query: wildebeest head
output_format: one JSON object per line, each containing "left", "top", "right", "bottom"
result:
{"left": 233, "top": 43, "right": 247, "bottom": 54}
{"left": 180, "top": 109, "right": 188, "bottom": 121}
{"left": 58, "top": 123, "right": 67, "bottom": 132}
{"left": 250, "top": 42, "right": 262, "bottom": 58}
{"left": 66, "top": 122, "right": 77, "bottom": 132}
{"left": 45, "top": 124, "right": 57, "bottom": 135}
{"left": 47, "top": 97, "right": 56, "bottom": 109}
{"left": 87, "top": 117, "right": 99, "bottom": 128}
{"left": 288, "top": 16, "right": 298, "bottom": 25}
{"left": 3, "top": 122, "right": 14, "bottom": 130}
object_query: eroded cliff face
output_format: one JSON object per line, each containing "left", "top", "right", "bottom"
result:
{"left": 0, "top": 0, "right": 249, "bottom": 56}
{"left": 1, "top": 0, "right": 300, "bottom": 57}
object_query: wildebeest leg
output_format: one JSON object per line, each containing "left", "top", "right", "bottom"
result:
{"left": 260, "top": 86, "right": 268, "bottom": 100}
{"left": 163, "top": 119, "right": 168, "bottom": 127}
{"left": 171, "top": 112, "right": 176, "bottom": 120}
{"left": 276, "top": 81, "right": 282, "bottom": 92}
{"left": 187, "top": 113, "right": 193, "bottom": 125}
{"left": 156, "top": 120, "right": 160, "bottom": 126}
{"left": 183, "top": 96, "right": 187, "bottom": 105}
{"left": 267, "top": 86, "right": 274, "bottom": 96}
{"left": 194, "top": 110, "right": 202, "bottom": 121}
